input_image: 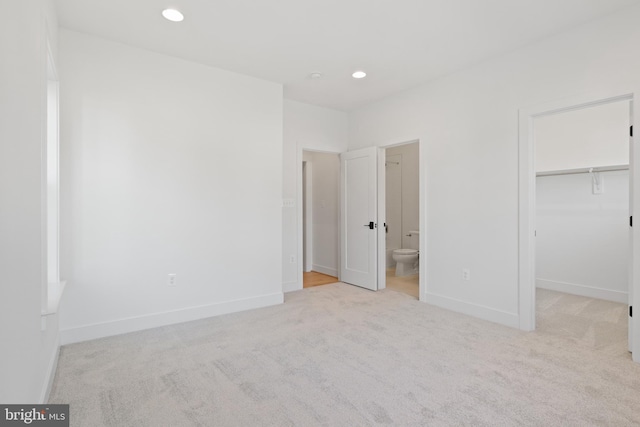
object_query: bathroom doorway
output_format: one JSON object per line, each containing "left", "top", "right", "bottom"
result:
{"left": 383, "top": 141, "right": 420, "bottom": 299}
{"left": 302, "top": 150, "right": 340, "bottom": 288}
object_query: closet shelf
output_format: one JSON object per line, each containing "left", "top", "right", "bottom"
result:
{"left": 536, "top": 164, "right": 629, "bottom": 177}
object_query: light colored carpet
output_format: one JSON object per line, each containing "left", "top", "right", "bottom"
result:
{"left": 49, "top": 283, "right": 640, "bottom": 426}
{"left": 536, "top": 288, "right": 629, "bottom": 356}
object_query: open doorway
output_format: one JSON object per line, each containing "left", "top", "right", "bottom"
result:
{"left": 520, "top": 95, "right": 633, "bottom": 355}
{"left": 302, "top": 150, "right": 340, "bottom": 288}
{"left": 535, "top": 100, "right": 630, "bottom": 353}
{"left": 337, "top": 140, "right": 423, "bottom": 297}
{"left": 383, "top": 141, "right": 420, "bottom": 299}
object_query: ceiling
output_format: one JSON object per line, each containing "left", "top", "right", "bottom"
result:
{"left": 54, "top": 0, "right": 639, "bottom": 111}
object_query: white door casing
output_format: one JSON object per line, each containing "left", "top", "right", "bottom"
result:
{"left": 629, "top": 102, "right": 634, "bottom": 351}
{"left": 519, "top": 90, "right": 638, "bottom": 362}
{"left": 302, "top": 161, "right": 313, "bottom": 273}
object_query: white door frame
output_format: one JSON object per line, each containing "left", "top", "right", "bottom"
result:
{"left": 297, "top": 139, "right": 425, "bottom": 299}
{"left": 518, "top": 90, "right": 640, "bottom": 362}
{"left": 378, "top": 139, "right": 424, "bottom": 300}
{"left": 377, "top": 147, "right": 386, "bottom": 290}
{"left": 302, "top": 161, "right": 313, "bottom": 272}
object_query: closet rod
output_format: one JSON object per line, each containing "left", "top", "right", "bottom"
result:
{"left": 536, "top": 164, "right": 629, "bottom": 177}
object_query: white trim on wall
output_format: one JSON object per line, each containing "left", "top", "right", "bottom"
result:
{"left": 295, "top": 144, "right": 304, "bottom": 292}
{"left": 425, "top": 292, "right": 519, "bottom": 328}
{"left": 282, "top": 281, "right": 299, "bottom": 293}
{"left": 377, "top": 147, "right": 386, "bottom": 290}
{"left": 61, "top": 292, "right": 284, "bottom": 345}
{"left": 303, "top": 161, "right": 313, "bottom": 272}
{"left": 536, "top": 279, "right": 628, "bottom": 304}
{"left": 39, "top": 336, "right": 60, "bottom": 403}
{"left": 312, "top": 264, "right": 338, "bottom": 278}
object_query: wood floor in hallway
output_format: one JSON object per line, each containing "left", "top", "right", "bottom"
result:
{"left": 303, "top": 271, "right": 339, "bottom": 288}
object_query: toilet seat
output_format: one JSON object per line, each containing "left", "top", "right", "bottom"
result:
{"left": 393, "top": 249, "right": 418, "bottom": 255}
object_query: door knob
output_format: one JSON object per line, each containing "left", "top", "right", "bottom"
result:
{"left": 363, "top": 221, "right": 375, "bottom": 229}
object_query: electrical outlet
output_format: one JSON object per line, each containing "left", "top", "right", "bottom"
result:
{"left": 168, "top": 273, "right": 177, "bottom": 287}
{"left": 289, "top": 255, "right": 296, "bottom": 264}
{"left": 462, "top": 268, "right": 470, "bottom": 281}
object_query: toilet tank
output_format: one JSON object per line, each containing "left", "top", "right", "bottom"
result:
{"left": 406, "top": 230, "right": 420, "bottom": 250}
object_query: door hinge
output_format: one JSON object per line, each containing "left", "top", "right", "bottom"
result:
{"left": 631, "top": 216, "right": 633, "bottom": 227}
{"left": 630, "top": 306, "right": 633, "bottom": 318}
{"left": 631, "top": 125, "right": 633, "bottom": 137}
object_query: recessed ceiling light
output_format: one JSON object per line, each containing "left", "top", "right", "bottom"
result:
{"left": 308, "top": 72, "right": 323, "bottom": 79}
{"left": 162, "top": 8, "right": 184, "bottom": 22}
{"left": 352, "top": 70, "right": 367, "bottom": 79}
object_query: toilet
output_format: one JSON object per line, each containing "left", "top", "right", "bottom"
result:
{"left": 392, "top": 231, "right": 419, "bottom": 276}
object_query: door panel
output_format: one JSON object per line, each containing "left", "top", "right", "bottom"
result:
{"left": 341, "top": 147, "right": 378, "bottom": 290}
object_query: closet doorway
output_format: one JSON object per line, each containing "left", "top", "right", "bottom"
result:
{"left": 519, "top": 93, "right": 634, "bottom": 357}
{"left": 302, "top": 150, "right": 340, "bottom": 288}
{"left": 536, "top": 100, "right": 630, "bottom": 352}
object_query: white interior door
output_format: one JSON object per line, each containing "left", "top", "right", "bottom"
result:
{"left": 340, "top": 147, "right": 378, "bottom": 290}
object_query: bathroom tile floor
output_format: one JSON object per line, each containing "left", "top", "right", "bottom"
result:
{"left": 386, "top": 267, "right": 419, "bottom": 298}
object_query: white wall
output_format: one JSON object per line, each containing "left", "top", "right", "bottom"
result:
{"left": 386, "top": 142, "right": 420, "bottom": 257}
{"left": 536, "top": 171, "right": 628, "bottom": 302}
{"left": 536, "top": 100, "right": 630, "bottom": 172}
{"left": 0, "top": 0, "right": 60, "bottom": 403}
{"left": 349, "top": 5, "right": 640, "bottom": 327}
{"left": 59, "top": 30, "right": 284, "bottom": 343}
{"left": 282, "top": 100, "right": 348, "bottom": 291}
{"left": 535, "top": 101, "right": 629, "bottom": 303}
{"left": 302, "top": 151, "right": 340, "bottom": 276}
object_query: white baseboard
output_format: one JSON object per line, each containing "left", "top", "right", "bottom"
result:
{"left": 536, "top": 278, "right": 628, "bottom": 303}
{"left": 40, "top": 336, "right": 60, "bottom": 403}
{"left": 61, "top": 292, "right": 284, "bottom": 345}
{"left": 312, "top": 264, "right": 338, "bottom": 278}
{"left": 283, "top": 281, "right": 302, "bottom": 293}
{"left": 424, "top": 292, "right": 520, "bottom": 329}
